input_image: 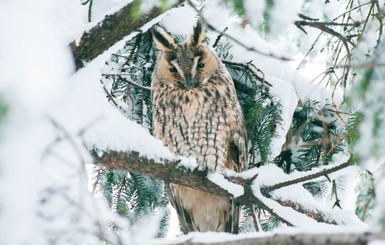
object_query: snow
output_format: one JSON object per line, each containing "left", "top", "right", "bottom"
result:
{"left": 1, "top": 0, "right": 384, "bottom": 244}
{"left": 154, "top": 226, "right": 374, "bottom": 245}
{"left": 159, "top": 3, "right": 198, "bottom": 35}
{"left": 255, "top": 188, "right": 335, "bottom": 228}
{"left": 208, "top": 173, "right": 244, "bottom": 197}
{"left": 370, "top": 241, "right": 385, "bottom": 245}
{"left": 56, "top": 51, "right": 175, "bottom": 160}
{"left": 0, "top": 1, "right": 170, "bottom": 244}
{"left": 267, "top": 76, "right": 298, "bottom": 157}
{"left": 177, "top": 156, "right": 198, "bottom": 170}
{"left": 88, "top": 0, "right": 132, "bottom": 23}
{"left": 0, "top": 1, "right": 76, "bottom": 244}
{"left": 268, "top": 0, "right": 304, "bottom": 38}
{"left": 243, "top": 0, "right": 264, "bottom": 29}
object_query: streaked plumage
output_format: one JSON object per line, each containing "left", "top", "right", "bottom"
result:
{"left": 151, "top": 21, "right": 247, "bottom": 233}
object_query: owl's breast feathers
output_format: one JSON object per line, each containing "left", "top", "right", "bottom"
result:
{"left": 152, "top": 69, "right": 247, "bottom": 172}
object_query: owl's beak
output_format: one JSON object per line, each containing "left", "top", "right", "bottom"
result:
{"left": 185, "top": 74, "right": 195, "bottom": 89}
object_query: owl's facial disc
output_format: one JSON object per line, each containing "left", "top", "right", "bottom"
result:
{"left": 170, "top": 56, "right": 201, "bottom": 89}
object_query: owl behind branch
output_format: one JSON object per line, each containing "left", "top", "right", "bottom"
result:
{"left": 151, "top": 21, "right": 247, "bottom": 233}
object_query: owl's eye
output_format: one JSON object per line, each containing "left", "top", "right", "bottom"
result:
{"left": 197, "top": 63, "right": 205, "bottom": 69}
{"left": 169, "top": 67, "right": 177, "bottom": 73}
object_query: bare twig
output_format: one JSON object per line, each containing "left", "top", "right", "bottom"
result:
{"left": 276, "top": 199, "right": 336, "bottom": 225}
{"left": 212, "top": 27, "right": 229, "bottom": 48}
{"left": 262, "top": 162, "right": 350, "bottom": 194}
{"left": 102, "top": 73, "right": 152, "bottom": 90}
{"left": 222, "top": 60, "right": 272, "bottom": 87}
{"left": 294, "top": 20, "right": 355, "bottom": 46}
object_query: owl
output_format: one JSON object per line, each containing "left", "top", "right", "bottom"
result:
{"left": 151, "top": 21, "right": 247, "bottom": 234}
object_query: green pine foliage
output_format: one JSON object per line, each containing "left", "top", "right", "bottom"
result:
{"left": 303, "top": 180, "right": 330, "bottom": 198}
{"left": 354, "top": 170, "right": 375, "bottom": 221}
{"left": 92, "top": 167, "right": 169, "bottom": 235}
{"left": 271, "top": 99, "right": 358, "bottom": 215}
{"left": 345, "top": 111, "right": 362, "bottom": 147}
{"left": 221, "top": 59, "right": 282, "bottom": 165}
{"left": 102, "top": 31, "right": 154, "bottom": 128}
{"left": 0, "top": 96, "right": 7, "bottom": 127}
{"left": 261, "top": 0, "right": 274, "bottom": 34}
{"left": 246, "top": 92, "right": 282, "bottom": 165}
{"left": 275, "top": 99, "right": 347, "bottom": 173}
{"left": 98, "top": 32, "right": 166, "bottom": 235}
{"left": 260, "top": 215, "right": 281, "bottom": 232}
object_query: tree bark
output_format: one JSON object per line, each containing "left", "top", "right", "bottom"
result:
{"left": 94, "top": 150, "right": 232, "bottom": 198}
{"left": 70, "top": 1, "right": 183, "bottom": 70}
{"left": 171, "top": 231, "right": 380, "bottom": 245}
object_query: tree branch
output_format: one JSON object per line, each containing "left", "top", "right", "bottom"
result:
{"left": 294, "top": 20, "right": 355, "bottom": 46}
{"left": 70, "top": 1, "right": 183, "bottom": 70}
{"left": 173, "top": 231, "right": 380, "bottom": 245}
{"left": 275, "top": 199, "right": 336, "bottom": 225}
{"left": 93, "top": 150, "right": 232, "bottom": 198}
{"left": 93, "top": 150, "right": 295, "bottom": 225}
{"left": 262, "top": 162, "right": 351, "bottom": 194}
{"left": 93, "top": 149, "right": 354, "bottom": 226}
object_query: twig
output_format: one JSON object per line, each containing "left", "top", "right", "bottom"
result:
{"left": 248, "top": 204, "right": 260, "bottom": 232}
{"left": 123, "top": 33, "right": 142, "bottom": 66}
{"left": 276, "top": 199, "right": 336, "bottom": 225}
{"left": 295, "top": 20, "right": 355, "bottom": 46}
{"left": 297, "top": 32, "right": 324, "bottom": 70}
{"left": 222, "top": 60, "right": 272, "bottom": 87}
{"left": 332, "top": 0, "right": 373, "bottom": 21}
{"left": 101, "top": 82, "right": 120, "bottom": 107}
{"left": 45, "top": 117, "right": 87, "bottom": 166}
{"left": 102, "top": 73, "right": 151, "bottom": 90}
{"left": 262, "top": 162, "right": 350, "bottom": 194}
{"left": 212, "top": 27, "right": 228, "bottom": 48}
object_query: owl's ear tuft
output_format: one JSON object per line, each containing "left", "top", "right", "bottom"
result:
{"left": 151, "top": 26, "right": 176, "bottom": 51}
{"left": 189, "top": 20, "right": 205, "bottom": 47}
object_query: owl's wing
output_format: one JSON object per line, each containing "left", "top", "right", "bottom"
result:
{"left": 225, "top": 199, "right": 240, "bottom": 233}
{"left": 167, "top": 185, "right": 192, "bottom": 234}
{"left": 223, "top": 130, "right": 246, "bottom": 234}
{"left": 226, "top": 131, "right": 247, "bottom": 172}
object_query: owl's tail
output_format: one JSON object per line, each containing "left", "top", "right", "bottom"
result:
{"left": 168, "top": 184, "right": 239, "bottom": 234}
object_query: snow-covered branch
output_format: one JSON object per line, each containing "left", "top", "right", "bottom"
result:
{"left": 70, "top": 0, "right": 183, "bottom": 70}
{"left": 170, "top": 230, "right": 380, "bottom": 245}
{"left": 262, "top": 162, "right": 350, "bottom": 194}
{"left": 94, "top": 149, "right": 357, "bottom": 227}
{"left": 93, "top": 150, "right": 232, "bottom": 198}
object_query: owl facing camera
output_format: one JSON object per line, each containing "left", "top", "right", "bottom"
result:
{"left": 151, "top": 21, "right": 247, "bottom": 234}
